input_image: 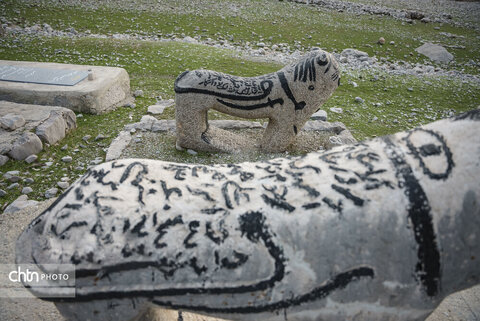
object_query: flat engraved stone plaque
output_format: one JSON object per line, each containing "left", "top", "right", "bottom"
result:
{"left": 0, "top": 65, "right": 88, "bottom": 86}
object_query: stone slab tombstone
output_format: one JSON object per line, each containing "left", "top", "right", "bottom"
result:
{"left": 16, "top": 109, "right": 480, "bottom": 321}
{"left": 0, "top": 60, "right": 131, "bottom": 114}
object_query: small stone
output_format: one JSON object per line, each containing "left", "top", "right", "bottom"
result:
{"left": 147, "top": 99, "right": 175, "bottom": 115}
{"left": 133, "top": 89, "right": 144, "bottom": 97}
{"left": 0, "top": 155, "right": 9, "bottom": 166}
{"left": 351, "top": 81, "right": 358, "bottom": 88}
{"left": 61, "top": 156, "right": 73, "bottom": 163}
{"left": 44, "top": 161, "right": 53, "bottom": 167}
{"left": 7, "top": 182, "right": 19, "bottom": 190}
{"left": 61, "top": 144, "right": 68, "bottom": 151}
{"left": 125, "top": 102, "right": 136, "bottom": 109}
{"left": 355, "top": 97, "right": 365, "bottom": 104}
{"left": 407, "top": 88, "right": 413, "bottom": 92}
{"left": 95, "top": 134, "right": 106, "bottom": 141}
{"left": 82, "top": 135, "right": 92, "bottom": 142}
{"left": 77, "top": 114, "right": 83, "bottom": 118}
{"left": 415, "top": 43, "right": 453, "bottom": 63}
{"left": 24, "top": 178, "right": 34, "bottom": 184}
{"left": 330, "top": 107, "right": 343, "bottom": 114}
{"left": 75, "top": 166, "right": 84, "bottom": 171}
{"left": 57, "top": 181, "right": 69, "bottom": 189}
{"left": 378, "top": 37, "right": 385, "bottom": 45}
{"left": 390, "top": 41, "right": 395, "bottom": 45}
{"left": 311, "top": 110, "right": 327, "bottom": 121}
{"left": 3, "top": 195, "right": 38, "bottom": 214}
{"left": 60, "top": 177, "right": 70, "bottom": 182}
{"left": 8, "top": 175, "right": 21, "bottom": 183}
{"left": 22, "top": 186, "right": 33, "bottom": 194}
{"left": 0, "top": 189, "right": 6, "bottom": 197}
{"left": 45, "top": 187, "right": 58, "bottom": 199}
{"left": 0, "top": 113, "right": 25, "bottom": 131}
{"left": 187, "top": 149, "right": 198, "bottom": 156}
{"left": 90, "top": 158, "right": 103, "bottom": 165}
{"left": 257, "top": 42, "right": 266, "bottom": 47}
{"left": 25, "top": 154, "right": 38, "bottom": 164}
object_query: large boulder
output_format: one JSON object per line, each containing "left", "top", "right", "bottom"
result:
{"left": 415, "top": 43, "right": 454, "bottom": 63}
{"left": 8, "top": 132, "right": 43, "bottom": 160}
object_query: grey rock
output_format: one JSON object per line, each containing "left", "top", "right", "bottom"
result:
{"left": 25, "top": 154, "right": 38, "bottom": 163}
{"left": 7, "top": 183, "right": 19, "bottom": 190}
{"left": 44, "top": 188, "right": 58, "bottom": 199}
{"left": 4, "top": 195, "right": 38, "bottom": 214}
{"left": 105, "top": 131, "right": 132, "bottom": 161}
{"left": 57, "top": 181, "right": 69, "bottom": 189}
{"left": 341, "top": 48, "right": 368, "bottom": 58}
{"left": 187, "top": 149, "right": 198, "bottom": 156}
{"left": 133, "top": 89, "right": 144, "bottom": 97}
{"left": 0, "top": 155, "right": 9, "bottom": 166}
{"left": 61, "top": 144, "right": 68, "bottom": 150}
{"left": 24, "top": 178, "right": 34, "bottom": 184}
{"left": 415, "top": 43, "right": 454, "bottom": 63}
{"left": 8, "top": 132, "right": 43, "bottom": 160}
{"left": 61, "top": 156, "right": 73, "bottom": 163}
{"left": 82, "top": 135, "right": 91, "bottom": 142}
{"left": 7, "top": 175, "right": 21, "bottom": 183}
{"left": 330, "top": 107, "right": 343, "bottom": 114}
{"left": 311, "top": 110, "right": 327, "bottom": 121}
{"left": 0, "top": 189, "right": 6, "bottom": 197}
{"left": 21, "top": 186, "right": 33, "bottom": 194}
{"left": 147, "top": 99, "right": 175, "bottom": 115}
{"left": 95, "top": 134, "right": 106, "bottom": 141}
{"left": 0, "top": 113, "right": 26, "bottom": 131}
{"left": 355, "top": 96, "right": 365, "bottom": 103}
{"left": 36, "top": 111, "right": 67, "bottom": 145}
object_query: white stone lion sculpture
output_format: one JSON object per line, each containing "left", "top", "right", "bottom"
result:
{"left": 174, "top": 49, "right": 340, "bottom": 152}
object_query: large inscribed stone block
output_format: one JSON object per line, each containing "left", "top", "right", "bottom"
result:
{"left": 16, "top": 109, "right": 480, "bottom": 321}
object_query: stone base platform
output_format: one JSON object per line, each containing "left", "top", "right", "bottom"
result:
{"left": 106, "top": 116, "right": 357, "bottom": 162}
{"left": 0, "top": 60, "right": 131, "bottom": 114}
{"left": 0, "top": 101, "right": 76, "bottom": 161}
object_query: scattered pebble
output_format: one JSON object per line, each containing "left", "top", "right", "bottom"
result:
{"left": 24, "top": 178, "right": 34, "bottom": 184}
{"left": 61, "top": 144, "right": 68, "bottom": 151}
{"left": 95, "top": 134, "right": 106, "bottom": 141}
{"left": 61, "top": 156, "right": 73, "bottom": 163}
{"left": 355, "top": 97, "right": 365, "bottom": 104}
{"left": 7, "top": 183, "right": 19, "bottom": 190}
{"left": 330, "top": 107, "right": 343, "bottom": 114}
{"left": 0, "top": 189, "right": 6, "bottom": 197}
{"left": 77, "top": 114, "right": 83, "bottom": 118}
{"left": 378, "top": 37, "right": 385, "bottom": 45}
{"left": 25, "top": 154, "right": 38, "bottom": 164}
{"left": 133, "top": 89, "right": 144, "bottom": 97}
{"left": 57, "top": 181, "right": 69, "bottom": 189}
{"left": 187, "top": 149, "right": 198, "bottom": 156}
{"left": 22, "top": 186, "right": 33, "bottom": 194}
{"left": 82, "top": 135, "right": 92, "bottom": 142}
{"left": 45, "top": 187, "right": 58, "bottom": 199}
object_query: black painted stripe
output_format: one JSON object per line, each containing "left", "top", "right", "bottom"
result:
{"left": 277, "top": 72, "right": 306, "bottom": 111}
{"left": 383, "top": 136, "right": 440, "bottom": 296}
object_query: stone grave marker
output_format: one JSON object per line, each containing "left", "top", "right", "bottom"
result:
{"left": 0, "top": 65, "right": 88, "bottom": 86}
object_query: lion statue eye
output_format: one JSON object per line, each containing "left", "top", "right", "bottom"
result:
{"left": 308, "top": 85, "right": 315, "bottom": 90}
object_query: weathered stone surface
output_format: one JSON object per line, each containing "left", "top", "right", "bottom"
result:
{"left": 0, "top": 113, "right": 25, "bottom": 131}
{"left": 24, "top": 154, "right": 38, "bottom": 163}
{"left": 175, "top": 49, "right": 340, "bottom": 152}
{"left": 0, "top": 154, "right": 9, "bottom": 166}
{"left": 310, "top": 109, "right": 327, "bottom": 121}
{"left": 105, "top": 131, "right": 132, "bottom": 161}
{"left": 0, "top": 101, "right": 77, "bottom": 157}
{"left": 147, "top": 99, "right": 175, "bottom": 115}
{"left": 415, "top": 43, "right": 454, "bottom": 63}
{"left": 36, "top": 111, "right": 71, "bottom": 145}
{"left": 4, "top": 195, "right": 38, "bottom": 214}
{"left": 16, "top": 110, "right": 480, "bottom": 321}
{"left": 44, "top": 187, "right": 58, "bottom": 199}
{"left": 8, "top": 132, "right": 43, "bottom": 160}
{"left": 0, "top": 60, "right": 132, "bottom": 114}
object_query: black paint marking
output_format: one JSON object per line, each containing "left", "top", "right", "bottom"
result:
{"left": 404, "top": 128, "right": 454, "bottom": 180}
{"left": 184, "top": 221, "right": 200, "bottom": 248}
{"left": 289, "top": 161, "right": 321, "bottom": 174}
{"left": 54, "top": 221, "right": 88, "bottom": 237}
{"left": 154, "top": 216, "right": 184, "bottom": 249}
{"left": 178, "top": 311, "right": 183, "bottom": 321}
{"left": 201, "top": 207, "right": 225, "bottom": 215}
{"left": 161, "top": 181, "right": 182, "bottom": 200}
{"left": 293, "top": 125, "right": 298, "bottom": 135}
{"left": 277, "top": 71, "right": 306, "bottom": 110}
{"left": 119, "top": 162, "right": 148, "bottom": 205}
{"left": 419, "top": 144, "right": 442, "bottom": 157}
{"left": 222, "top": 181, "right": 253, "bottom": 209}
{"left": 331, "top": 184, "right": 364, "bottom": 206}
{"left": 217, "top": 97, "right": 284, "bottom": 110}
{"left": 221, "top": 251, "right": 249, "bottom": 269}
{"left": 334, "top": 174, "right": 358, "bottom": 185}
{"left": 187, "top": 186, "right": 214, "bottom": 201}
{"left": 322, "top": 197, "right": 343, "bottom": 213}
{"left": 302, "top": 202, "right": 322, "bottom": 209}
{"left": 189, "top": 257, "right": 207, "bottom": 275}
{"left": 131, "top": 215, "right": 148, "bottom": 238}
{"left": 261, "top": 194, "right": 295, "bottom": 212}
{"left": 151, "top": 267, "right": 374, "bottom": 314}
{"left": 205, "top": 221, "right": 228, "bottom": 244}
{"left": 383, "top": 136, "right": 440, "bottom": 296}
{"left": 454, "top": 108, "right": 480, "bottom": 121}
{"left": 293, "top": 179, "right": 320, "bottom": 198}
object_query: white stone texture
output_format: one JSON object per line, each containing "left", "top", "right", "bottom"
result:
{"left": 16, "top": 109, "right": 480, "bottom": 321}
{"left": 311, "top": 110, "right": 327, "bottom": 121}
{"left": 8, "top": 132, "right": 43, "bottom": 160}
{"left": 415, "top": 43, "right": 454, "bottom": 63}
{"left": 24, "top": 154, "right": 38, "bottom": 163}
{"left": 0, "top": 113, "right": 25, "bottom": 131}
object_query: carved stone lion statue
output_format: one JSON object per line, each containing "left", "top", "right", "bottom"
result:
{"left": 175, "top": 49, "right": 340, "bottom": 152}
